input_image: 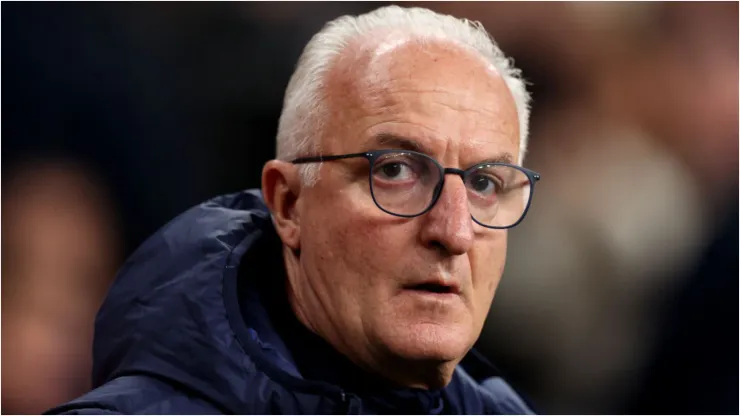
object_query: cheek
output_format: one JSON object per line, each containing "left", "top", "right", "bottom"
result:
{"left": 470, "top": 234, "right": 507, "bottom": 304}
{"left": 301, "top": 189, "right": 410, "bottom": 294}
{"left": 340, "top": 218, "right": 413, "bottom": 292}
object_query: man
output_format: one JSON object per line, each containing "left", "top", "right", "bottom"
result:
{"left": 49, "top": 5, "right": 540, "bottom": 414}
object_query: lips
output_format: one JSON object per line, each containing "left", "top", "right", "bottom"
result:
{"left": 404, "top": 278, "right": 461, "bottom": 295}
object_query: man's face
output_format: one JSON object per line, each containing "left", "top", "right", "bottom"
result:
{"left": 294, "top": 38, "right": 520, "bottom": 380}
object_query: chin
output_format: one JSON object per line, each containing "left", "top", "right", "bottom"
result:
{"left": 381, "top": 320, "right": 473, "bottom": 363}
{"left": 377, "top": 294, "right": 476, "bottom": 361}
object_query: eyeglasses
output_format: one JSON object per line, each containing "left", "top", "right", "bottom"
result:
{"left": 292, "top": 149, "right": 540, "bottom": 229}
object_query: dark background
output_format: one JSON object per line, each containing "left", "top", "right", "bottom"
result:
{"left": 2, "top": 2, "right": 738, "bottom": 414}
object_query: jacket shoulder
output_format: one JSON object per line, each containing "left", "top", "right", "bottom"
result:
{"left": 479, "top": 376, "right": 535, "bottom": 414}
{"left": 451, "top": 365, "right": 535, "bottom": 415}
{"left": 46, "top": 376, "right": 223, "bottom": 415}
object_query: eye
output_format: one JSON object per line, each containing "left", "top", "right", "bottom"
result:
{"left": 373, "top": 159, "right": 419, "bottom": 182}
{"left": 379, "top": 162, "right": 407, "bottom": 179}
{"left": 467, "top": 173, "right": 500, "bottom": 196}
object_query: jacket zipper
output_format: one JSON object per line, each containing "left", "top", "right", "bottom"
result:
{"left": 340, "top": 391, "right": 361, "bottom": 414}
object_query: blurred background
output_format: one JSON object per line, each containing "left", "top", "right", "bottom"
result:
{"left": 2, "top": 2, "right": 737, "bottom": 414}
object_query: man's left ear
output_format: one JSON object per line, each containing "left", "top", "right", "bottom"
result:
{"left": 261, "top": 160, "right": 302, "bottom": 250}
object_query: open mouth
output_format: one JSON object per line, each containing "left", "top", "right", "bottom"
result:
{"left": 407, "top": 282, "right": 456, "bottom": 294}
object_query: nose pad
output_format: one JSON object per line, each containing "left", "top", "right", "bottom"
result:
{"left": 420, "top": 174, "right": 475, "bottom": 256}
{"left": 429, "top": 177, "right": 446, "bottom": 211}
{"left": 427, "top": 168, "right": 467, "bottom": 213}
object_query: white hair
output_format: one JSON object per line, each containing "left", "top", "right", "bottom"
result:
{"left": 276, "top": 5, "right": 531, "bottom": 185}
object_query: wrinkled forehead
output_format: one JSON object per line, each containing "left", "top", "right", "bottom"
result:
{"left": 323, "top": 33, "right": 520, "bottom": 162}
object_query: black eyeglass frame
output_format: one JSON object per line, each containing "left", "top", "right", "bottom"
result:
{"left": 292, "top": 149, "right": 541, "bottom": 229}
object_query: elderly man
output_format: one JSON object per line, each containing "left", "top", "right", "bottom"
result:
{"left": 49, "top": 5, "right": 539, "bottom": 415}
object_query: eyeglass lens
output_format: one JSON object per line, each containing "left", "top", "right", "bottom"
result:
{"left": 369, "top": 151, "right": 531, "bottom": 228}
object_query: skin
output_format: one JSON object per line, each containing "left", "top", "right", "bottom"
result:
{"left": 262, "top": 35, "right": 520, "bottom": 389}
{"left": 2, "top": 162, "right": 118, "bottom": 414}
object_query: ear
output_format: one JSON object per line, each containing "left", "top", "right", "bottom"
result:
{"left": 261, "top": 160, "right": 302, "bottom": 250}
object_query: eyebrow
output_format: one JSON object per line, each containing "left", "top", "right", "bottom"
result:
{"left": 373, "top": 133, "right": 432, "bottom": 154}
{"left": 370, "top": 132, "right": 516, "bottom": 167}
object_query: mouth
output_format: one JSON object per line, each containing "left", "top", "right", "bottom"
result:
{"left": 404, "top": 281, "right": 461, "bottom": 295}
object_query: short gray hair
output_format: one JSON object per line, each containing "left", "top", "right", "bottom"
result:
{"left": 276, "top": 5, "right": 531, "bottom": 185}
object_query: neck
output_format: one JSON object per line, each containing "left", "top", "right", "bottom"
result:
{"left": 281, "top": 247, "right": 458, "bottom": 390}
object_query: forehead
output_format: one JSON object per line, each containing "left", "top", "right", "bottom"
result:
{"left": 323, "top": 35, "right": 520, "bottom": 163}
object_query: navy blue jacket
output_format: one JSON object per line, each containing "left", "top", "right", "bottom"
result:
{"left": 48, "top": 190, "right": 533, "bottom": 414}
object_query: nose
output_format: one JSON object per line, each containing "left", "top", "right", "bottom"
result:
{"left": 419, "top": 175, "right": 475, "bottom": 255}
